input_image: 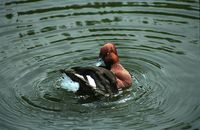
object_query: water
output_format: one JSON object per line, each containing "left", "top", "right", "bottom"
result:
{"left": 0, "top": 0, "right": 200, "bottom": 130}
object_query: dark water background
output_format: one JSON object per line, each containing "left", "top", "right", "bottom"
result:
{"left": 0, "top": 0, "right": 200, "bottom": 130}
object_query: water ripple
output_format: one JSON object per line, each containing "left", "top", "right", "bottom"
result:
{"left": 0, "top": 0, "right": 200, "bottom": 130}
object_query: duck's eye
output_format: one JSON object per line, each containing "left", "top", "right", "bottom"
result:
{"left": 107, "top": 52, "right": 110, "bottom": 55}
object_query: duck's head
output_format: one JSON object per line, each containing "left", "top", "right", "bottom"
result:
{"left": 97, "top": 43, "right": 119, "bottom": 68}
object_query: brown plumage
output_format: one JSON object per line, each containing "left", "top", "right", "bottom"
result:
{"left": 60, "top": 43, "right": 132, "bottom": 97}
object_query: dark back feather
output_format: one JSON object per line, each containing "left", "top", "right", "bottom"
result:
{"left": 60, "top": 67, "right": 118, "bottom": 97}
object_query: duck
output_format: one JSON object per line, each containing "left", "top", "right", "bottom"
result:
{"left": 60, "top": 43, "right": 132, "bottom": 97}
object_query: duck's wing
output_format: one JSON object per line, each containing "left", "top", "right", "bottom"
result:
{"left": 60, "top": 67, "right": 118, "bottom": 97}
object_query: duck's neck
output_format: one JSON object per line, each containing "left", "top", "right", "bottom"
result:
{"left": 106, "top": 62, "right": 121, "bottom": 70}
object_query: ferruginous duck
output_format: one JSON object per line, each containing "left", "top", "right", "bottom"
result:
{"left": 60, "top": 43, "right": 132, "bottom": 97}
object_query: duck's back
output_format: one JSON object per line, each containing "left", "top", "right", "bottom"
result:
{"left": 60, "top": 66, "right": 118, "bottom": 97}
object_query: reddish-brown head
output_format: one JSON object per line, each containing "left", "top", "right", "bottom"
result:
{"left": 99, "top": 43, "right": 119, "bottom": 67}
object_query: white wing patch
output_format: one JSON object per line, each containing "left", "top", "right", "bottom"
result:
{"left": 74, "top": 73, "right": 84, "bottom": 80}
{"left": 86, "top": 75, "right": 96, "bottom": 89}
{"left": 60, "top": 73, "right": 96, "bottom": 91}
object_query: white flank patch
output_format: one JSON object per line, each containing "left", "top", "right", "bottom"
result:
{"left": 60, "top": 73, "right": 79, "bottom": 92}
{"left": 86, "top": 75, "right": 96, "bottom": 88}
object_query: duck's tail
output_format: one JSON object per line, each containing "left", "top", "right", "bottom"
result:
{"left": 60, "top": 73, "right": 80, "bottom": 92}
{"left": 59, "top": 69, "right": 96, "bottom": 95}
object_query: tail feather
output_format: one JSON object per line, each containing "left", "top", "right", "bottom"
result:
{"left": 60, "top": 73, "right": 79, "bottom": 92}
